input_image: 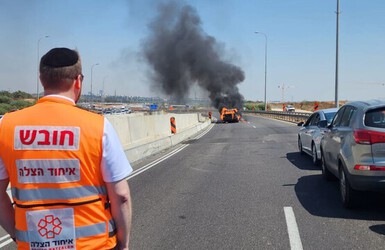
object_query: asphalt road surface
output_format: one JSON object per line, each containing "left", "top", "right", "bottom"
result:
{"left": 2, "top": 114, "right": 385, "bottom": 249}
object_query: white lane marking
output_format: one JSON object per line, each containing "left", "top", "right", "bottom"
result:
{"left": 244, "top": 114, "right": 297, "bottom": 126}
{"left": 127, "top": 144, "right": 189, "bottom": 180}
{"left": 252, "top": 125, "right": 256, "bottom": 129}
{"left": 0, "top": 235, "right": 10, "bottom": 241}
{"left": 127, "top": 123, "right": 214, "bottom": 180}
{"left": 193, "top": 123, "right": 214, "bottom": 140}
{"left": 0, "top": 235, "right": 13, "bottom": 248}
{"left": 284, "top": 206, "right": 303, "bottom": 250}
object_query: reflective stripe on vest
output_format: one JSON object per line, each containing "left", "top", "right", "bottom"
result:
{"left": 16, "top": 219, "right": 116, "bottom": 242}
{"left": 12, "top": 185, "right": 107, "bottom": 202}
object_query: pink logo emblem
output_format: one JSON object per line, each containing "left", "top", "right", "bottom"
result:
{"left": 37, "top": 215, "right": 63, "bottom": 239}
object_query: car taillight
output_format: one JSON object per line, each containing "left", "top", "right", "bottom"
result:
{"left": 354, "top": 165, "right": 385, "bottom": 171}
{"left": 354, "top": 130, "right": 385, "bottom": 144}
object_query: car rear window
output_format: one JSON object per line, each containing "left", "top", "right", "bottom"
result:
{"left": 365, "top": 108, "right": 385, "bottom": 128}
{"left": 324, "top": 112, "right": 336, "bottom": 124}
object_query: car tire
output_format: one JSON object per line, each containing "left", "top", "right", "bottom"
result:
{"left": 312, "top": 143, "right": 320, "bottom": 166}
{"left": 298, "top": 137, "right": 304, "bottom": 155}
{"left": 339, "top": 166, "right": 356, "bottom": 209}
{"left": 321, "top": 152, "right": 334, "bottom": 181}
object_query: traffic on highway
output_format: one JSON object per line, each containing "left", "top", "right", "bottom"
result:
{"left": 2, "top": 1, "right": 385, "bottom": 249}
{"left": 3, "top": 109, "right": 385, "bottom": 249}
{"left": 298, "top": 100, "right": 385, "bottom": 209}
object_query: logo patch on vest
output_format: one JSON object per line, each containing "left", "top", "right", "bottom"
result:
{"left": 26, "top": 208, "right": 75, "bottom": 250}
{"left": 14, "top": 126, "right": 80, "bottom": 150}
{"left": 17, "top": 159, "right": 80, "bottom": 183}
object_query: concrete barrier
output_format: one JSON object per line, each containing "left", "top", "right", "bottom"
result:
{"left": 106, "top": 112, "right": 211, "bottom": 163}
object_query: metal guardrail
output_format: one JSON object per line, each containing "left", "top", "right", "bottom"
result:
{"left": 243, "top": 110, "right": 311, "bottom": 124}
{"left": 143, "top": 108, "right": 311, "bottom": 124}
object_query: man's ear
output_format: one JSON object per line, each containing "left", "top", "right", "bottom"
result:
{"left": 74, "top": 77, "right": 82, "bottom": 90}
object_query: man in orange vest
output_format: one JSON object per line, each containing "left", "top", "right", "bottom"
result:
{"left": 0, "top": 48, "right": 132, "bottom": 249}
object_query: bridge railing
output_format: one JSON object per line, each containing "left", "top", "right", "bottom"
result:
{"left": 128, "top": 108, "right": 312, "bottom": 124}
{"left": 243, "top": 110, "right": 311, "bottom": 124}
{"left": 167, "top": 109, "right": 312, "bottom": 124}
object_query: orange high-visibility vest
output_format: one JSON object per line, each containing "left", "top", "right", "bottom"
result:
{"left": 0, "top": 96, "right": 117, "bottom": 250}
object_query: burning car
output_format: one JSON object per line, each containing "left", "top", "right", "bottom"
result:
{"left": 220, "top": 107, "right": 241, "bottom": 123}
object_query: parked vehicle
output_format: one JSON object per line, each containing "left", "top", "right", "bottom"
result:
{"left": 285, "top": 104, "right": 295, "bottom": 112}
{"left": 298, "top": 108, "right": 338, "bottom": 165}
{"left": 320, "top": 100, "right": 385, "bottom": 208}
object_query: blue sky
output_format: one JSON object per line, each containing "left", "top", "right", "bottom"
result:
{"left": 1, "top": 0, "right": 384, "bottom": 102}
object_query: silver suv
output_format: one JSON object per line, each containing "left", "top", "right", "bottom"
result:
{"left": 321, "top": 100, "right": 385, "bottom": 208}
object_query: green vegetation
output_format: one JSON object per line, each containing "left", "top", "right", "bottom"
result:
{"left": 244, "top": 101, "right": 271, "bottom": 111}
{"left": 0, "top": 91, "right": 35, "bottom": 115}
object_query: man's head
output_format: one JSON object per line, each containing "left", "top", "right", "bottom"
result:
{"left": 39, "top": 48, "right": 83, "bottom": 102}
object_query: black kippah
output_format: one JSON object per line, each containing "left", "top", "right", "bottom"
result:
{"left": 41, "top": 48, "right": 79, "bottom": 68}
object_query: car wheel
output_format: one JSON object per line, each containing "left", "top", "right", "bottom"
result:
{"left": 312, "top": 143, "right": 320, "bottom": 166}
{"left": 298, "top": 137, "right": 304, "bottom": 155}
{"left": 339, "top": 166, "right": 356, "bottom": 209}
{"left": 321, "top": 152, "right": 334, "bottom": 181}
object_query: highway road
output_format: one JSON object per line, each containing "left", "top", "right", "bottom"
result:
{"left": 2, "top": 115, "right": 385, "bottom": 249}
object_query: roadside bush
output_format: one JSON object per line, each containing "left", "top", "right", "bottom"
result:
{"left": 10, "top": 100, "right": 33, "bottom": 110}
{"left": 0, "top": 103, "right": 13, "bottom": 115}
{"left": 0, "top": 91, "right": 12, "bottom": 98}
{"left": 0, "top": 95, "right": 12, "bottom": 104}
{"left": 12, "top": 90, "right": 33, "bottom": 99}
{"left": 244, "top": 102, "right": 271, "bottom": 111}
{"left": 0, "top": 91, "right": 35, "bottom": 114}
{"left": 243, "top": 103, "right": 252, "bottom": 110}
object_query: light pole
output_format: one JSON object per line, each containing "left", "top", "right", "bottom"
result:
{"left": 335, "top": 0, "right": 340, "bottom": 108}
{"left": 90, "top": 63, "right": 99, "bottom": 103}
{"left": 255, "top": 32, "right": 268, "bottom": 111}
{"left": 37, "top": 35, "right": 49, "bottom": 99}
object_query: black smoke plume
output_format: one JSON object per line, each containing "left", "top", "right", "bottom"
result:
{"left": 142, "top": 1, "right": 245, "bottom": 111}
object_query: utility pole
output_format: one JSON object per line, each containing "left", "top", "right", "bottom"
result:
{"left": 255, "top": 32, "right": 268, "bottom": 111}
{"left": 279, "top": 83, "right": 285, "bottom": 103}
{"left": 90, "top": 63, "right": 99, "bottom": 103}
{"left": 278, "top": 83, "right": 294, "bottom": 103}
{"left": 335, "top": 0, "right": 340, "bottom": 108}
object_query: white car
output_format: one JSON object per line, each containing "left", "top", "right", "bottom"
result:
{"left": 297, "top": 108, "right": 338, "bottom": 165}
{"left": 285, "top": 105, "right": 295, "bottom": 112}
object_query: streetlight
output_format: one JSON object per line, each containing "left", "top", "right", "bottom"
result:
{"left": 37, "top": 35, "right": 49, "bottom": 99}
{"left": 335, "top": 0, "right": 340, "bottom": 108}
{"left": 90, "top": 63, "right": 99, "bottom": 103}
{"left": 255, "top": 31, "right": 268, "bottom": 111}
